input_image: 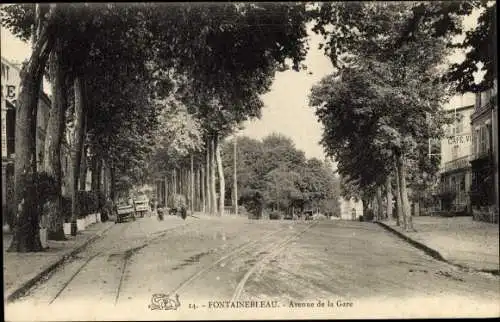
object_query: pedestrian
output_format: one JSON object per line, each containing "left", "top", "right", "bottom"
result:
{"left": 157, "top": 204, "right": 164, "bottom": 221}
{"left": 180, "top": 206, "right": 187, "bottom": 220}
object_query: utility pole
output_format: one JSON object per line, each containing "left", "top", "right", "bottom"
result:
{"left": 233, "top": 136, "right": 238, "bottom": 215}
{"left": 190, "top": 154, "right": 194, "bottom": 213}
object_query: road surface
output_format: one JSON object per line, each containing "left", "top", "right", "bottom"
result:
{"left": 5, "top": 214, "right": 500, "bottom": 320}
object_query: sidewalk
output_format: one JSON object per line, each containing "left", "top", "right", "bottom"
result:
{"left": 377, "top": 216, "right": 499, "bottom": 274}
{"left": 3, "top": 220, "right": 114, "bottom": 302}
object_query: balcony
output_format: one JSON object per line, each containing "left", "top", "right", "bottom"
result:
{"left": 471, "top": 149, "right": 492, "bottom": 162}
{"left": 471, "top": 94, "right": 497, "bottom": 120}
{"left": 443, "top": 155, "right": 471, "bottom": 173}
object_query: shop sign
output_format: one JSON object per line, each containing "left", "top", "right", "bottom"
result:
{"left": 447, "top": 134, "right": 472, "bottom": 145}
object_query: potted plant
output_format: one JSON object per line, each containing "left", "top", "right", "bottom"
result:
{"left": 63, "top": 220, "right": 72, "bottom": 235}
{"left": 39, "top": 213, "right": 48, "bottom": 249}
{"left": 77, "top": 213, "right": 86, "bottom": 231}
{"left": 39, "top": 226, "right": 48, "bottom": 249}
{"left": 85, "top": 213, "right": 92, "bottom": 226}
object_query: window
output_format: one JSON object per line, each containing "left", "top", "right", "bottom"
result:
{"left": 460, "top": 174, "right": 465, "bottom": 191}
{"left": 486, "top": 124, "right": 491, "bottom": 153}
{"left": 452, "top": 145, "right": 459, "bottom": 160}
{"left": 475, "top": 128, "right": 480, "bottom": 155}
{"left": 479, "top": 125, "right": 489, "bottom": 154}
{"left": 455, "top": 117, "right": 463, "bottom": 134}
{"left": 481, "top": 90, "right": 491, "bottom": 107}
{"left": 450, "top": 176, "right": 456, "bottom": 192}
{"left": 475, "top": 93, "right": 481, "bottom": 110}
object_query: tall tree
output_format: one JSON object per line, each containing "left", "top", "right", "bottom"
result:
{"left": 3, "top": 4, "right": 58, "bottom": 252}
{"left": 42, "top": 38, "right": 68, "bottom": 240}
{"left": 309, "top": 2, "right": 455, "bottom": 230}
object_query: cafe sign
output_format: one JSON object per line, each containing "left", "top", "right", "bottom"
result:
{"left": 447, "top": 134, "right": 472, "bottom": 145}
{"left": 1, "top": 83, "right": 18, "bottom": 103}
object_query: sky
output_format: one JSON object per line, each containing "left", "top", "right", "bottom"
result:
{"left": 1, "top": 6, "right": 483, "bottom": 162}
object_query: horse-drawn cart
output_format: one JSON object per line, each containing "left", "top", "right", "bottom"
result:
{"left": 115, "top": 202, "right": 136, "bottom": 223}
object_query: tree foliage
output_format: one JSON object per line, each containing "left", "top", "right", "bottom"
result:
{"left": 222, "top": 134, "right": 339, "bottom": 214}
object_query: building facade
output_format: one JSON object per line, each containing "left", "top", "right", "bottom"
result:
{"left": 1, "top": 56, "right": 52, "bottom": 227}
{"left": 470, "top": 80, "right": 498, "bottom": 222}
{"left": 437, "top": 104, "right": 475, "bottom": 213}
{"left": 338, "top": 197, "right": 363, "bottom": 220}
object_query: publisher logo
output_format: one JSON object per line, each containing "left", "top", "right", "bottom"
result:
{"left": 148, "top": 293, "right": 181, "bottom": 310}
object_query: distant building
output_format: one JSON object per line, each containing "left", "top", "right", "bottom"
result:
{"left": 338, "top": 197, "right": 363, "bottom": 220}
{"left": 437, "top": 103, "right": 475, "bottom": 213}
{"left": 470, "top": 80, "right": 498, "bottom": 222}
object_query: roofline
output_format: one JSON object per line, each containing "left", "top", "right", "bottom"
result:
{"left": 1, "top": 56, "right": 22, "bottom": 72}
{"left": 445, "top": 104, "right": 474, "bottom": 113}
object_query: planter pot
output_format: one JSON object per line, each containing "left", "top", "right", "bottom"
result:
{"left": 39, "top": 228, "right": 48, "bottom": 249}
{"left": 77, "top": 219, "right": 86, "bottom": 231}
{"left": 96, "top": 213, "right": 101, "bottom": 223}
{"left": 85, "top": 215, "right": 91, "bottom": 226}
{"left": 63, "top": 223, "right": 71, "bottom": 235}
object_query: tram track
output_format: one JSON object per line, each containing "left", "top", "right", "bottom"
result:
{"left": 45, "top": 220, "right": 197, "bottom": 306}
{"left": 17, "top": 218, "right": 317, "bottom": 308}
{"left": 163, "top": 221, "right": 318, "bottom": 300}
{"left": 166, "top": 225, "right": 294, "bottom": 296}
{"left": 231, "top": 221, "right": 317, "bottom": 301}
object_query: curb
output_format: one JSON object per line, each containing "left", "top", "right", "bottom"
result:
{"left": 375, "top": 221, "right": 500, "bottom": 277}
{"left": 5, "top": 222, "right": 114, "bottom": 303}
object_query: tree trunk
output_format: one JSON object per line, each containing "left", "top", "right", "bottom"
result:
{"left": 190, "top": 155, "right": 195, "bottom": 212}
{"left": 79, "top": 144, "right": 87, "bottom": 191}
{"left": 163, "top": 176, "right": 169, "bottom": 207}
{"left": 385, "top": 175, "right": 392, "bottom": 221}
{"left": 394, "top": 158, "right": 403, "bottom": 227}
{"left": 362, "top": 197, "right": 369, "bottom": 221}
{"left": 210, "top": 137, "right": 217, "bottom": 215}
{"left": 110, "top": 165, "right": 116, "bottom": 203}
{"left": 180, "top": 168, "right": 184, "bottom": 197}
{"left": 185, "top": 168, "right": 189, "bottom": 198}
{"left": 91, "top": 154, "right": 100, "bottom": 192}
{"left": 201, "top": 165, "right": 206, "bottom": 213}
{"left": 215, "top": 135, "right": 225, "bottom": 216}
{"left": 206, "top": 143, "right": 212, "bottom": 214}
{"left": 173, "top": 169, "right": 177, "bottom": 197}
{"left": 95, "top": 157, "right": 103, "bottom": 207}
{"left": 233, "top": 137, "right": 238, "bottom": 215}
{"left": 376, "top": 186, "right": 383, "bottom": 221}
{"left": 198, "top": 166, "right": 203, "bottom": 211}
{"left": 193, "top": 165, "right": 198, "bottom": 211}
{"left": 397, "top": 153, "right": 413, "bottom": 231}
{"left": 100, "top": 161, "right": 106, "bottom": 199}
{"left": 42, "top": 40, "right": 67, "bottom": 241}
{"left": 8, "top": 8, "right": 56, "bottom": 252}
{"left": 69, "top": 76, "right": 86, "bottom": 227}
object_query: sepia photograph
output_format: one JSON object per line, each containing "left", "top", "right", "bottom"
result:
{"left": 1, "top": 2, "right": 498, "bottom": 320}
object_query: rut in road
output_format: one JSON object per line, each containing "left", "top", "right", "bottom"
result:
{"left": 46, "top": 221, "right": 196, "bottom": 306}
{"left": 167, "top": 222, "right": 317, "bottom": 298}
{"left": 231, "top": 222, "right": 317, "bottom": 301}
{"left": 165, "top": 225, "right": 295, "bottom": 295}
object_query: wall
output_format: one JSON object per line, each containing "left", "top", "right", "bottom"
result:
{"left": 439, "top": 105, "right": 474, "bottom": 168}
